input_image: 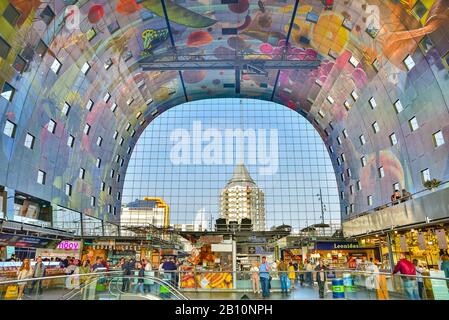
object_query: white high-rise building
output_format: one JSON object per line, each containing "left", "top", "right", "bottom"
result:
{"left": 220, "top": 164, "right": 265, "bottom": 231}
{"left": 194, "top": 207, "right": 210, "bottom": 231}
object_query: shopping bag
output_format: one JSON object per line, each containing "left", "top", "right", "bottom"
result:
{"left": 286, "top": 278, "right": 291, "bottom": 289}
{"left": 5, "top": 285, "right": 19, "bottom": 299}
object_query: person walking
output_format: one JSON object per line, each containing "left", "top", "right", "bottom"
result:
{"left": 79, "top": 260, "right": 91, "bottom": 285}
{"left": 298, "top": 260, "right": 305, "bottom": 286}
{"left": 413, "top": 259, "right": 426, "bottom": 300}
{"left": 288, "top": 262, "right": 296, "bottom": 290}
{"left": 315, "top": 260, "right": 328, "bottom": 299}
{"left": 277, "top": 259, "right": 289, "bottom": 294}
{"left": 259, "top": 256, "right": 271, "bottom": 298}
{"left": 250, "top": 261, "right": 260, "bottom": 294}
{"left": 143, "top": 259, "right": 155, "bottom": 293}
{"left": 122, "top": 258, "right": 134, "bottom": 292}
{"left": 305, "top": 259, "right": 314, "bottom": 286}
{"left": 17, "top": 259, "right": 33, "bottom": 300}
{"left": 64, "top": 259, "right": 80, "bottom": 290}
{"left": 29, "top": 256, "right": 46, "bottom": 296}
{"left": 393, "top": 253, "right": 419, "bottom": 300}
{"left": 133, "top": 262, "right": 145, "bottom": 294}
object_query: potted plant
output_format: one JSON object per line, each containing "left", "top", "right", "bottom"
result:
{"left": 423, "top": 179, "right": 441, "bottom": 191}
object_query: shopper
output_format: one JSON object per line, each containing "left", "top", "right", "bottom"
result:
{"left": 162, "top": 257, "right": 177, "bottom": 285}
{"left": 65, "top": 259, "right": 80, "bottom": 289}
{"left": 315, "top": 260, "right": 328, "bottom": 299}
{"left": 29, "top": 256, "right": 46, "bottom": 295}
{"left": 143, "top": 259, "right": 155, "bottom": 293}
{"left": 259, "top": 256, "right": 271, "bottom": 298}
{"left": 305, "top": 259, "right": 314, "bottom": 286}
{"left": 277, "top": 259, "right": 288, "bottom": 294}
{"left": 392, "top": 253, "right": 419, "bottom": 300}
{"left": 288, "top": 262, "right": 296, "bottom": 290}
{"left": 17, "top": 258, "right": 33, "bottom": 300}
{"left": 298, "top": 260, "right": 305, "bottom": 286}
{"left": 365, "top": 258, "right": 379, "bottom": 291}
{"left": 413, "top": 259, "right": 426, "bottom": 300}
{"left": 250, "top": 261, "right": 260, "bottom": 294}
{"left": 122, "top": 258, "right": 134, "bottom": 292}
{"left": 92, "top": 257, "right": 105, "bottom": 271}
{"left": 79, "top": 260, "right": 91, "bottom": 284}
{"left": 133, "top": 262, "right": 145, "bottom": 294}
{"left": 441, "top": 254, "right": 449, "bottom": 289}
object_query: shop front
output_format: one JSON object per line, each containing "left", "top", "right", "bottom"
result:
{"left": 36, "top": 240, "right": 82, "bottom": 261}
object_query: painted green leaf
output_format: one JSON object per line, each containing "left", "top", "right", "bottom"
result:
{"left": 141, "top": 0, "right": 216, "bottom": 28}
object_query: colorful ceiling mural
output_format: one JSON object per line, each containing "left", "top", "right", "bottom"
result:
{"left": 0, "top": 0, "right": 449, "bottom": 223}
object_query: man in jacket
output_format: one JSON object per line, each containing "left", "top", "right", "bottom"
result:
{"left": 393, "top": 253, "right": 419, "bottom": 300}
{"left": 30, "top": 256, "right": 46, "bottom": 295}
{"left": 315, "top": 260, "right": 327, "bottom": 299}
{"left": 277, "top": 259, "right": 289, "bottom": 294}
{"left": 121, "top": 259, "right": 134, "bottom": 292}
{"left": 259, "top": 256, "right": 271, "bottom": 297}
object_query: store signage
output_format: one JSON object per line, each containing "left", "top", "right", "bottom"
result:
{"left": 255, "top": 246, "right": 274, "bottom": 255}
{"left": 93, "top": 240, "right": 116, "bottom": 247}
{"left": 429, "top": 270, "right": 449, "bottom": 300}
{"left": 315, "top": 242, "right": 361, "bottom": 250}
{"left": 435, "top": 229, "right": 448, "bottom": 250}
{"left": 56, "top": 241, "right": 80, "bottom": 250}
{"left": 0, "top": 233, "right": 58, "bottom": 248}
{"left": 417, "top": 232, "right": 426, "bottom": 250}
{"left": 199, "top": 235, "right": 223, "bottom": 244}
{"left": 211, "top": 243, "right": 232, "bottom": 252}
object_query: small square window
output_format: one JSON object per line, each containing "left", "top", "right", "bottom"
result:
{"left": 349, "top": 56, "right": 359, "bottom": 67}
{"left": 409, "top": 117, "right": 419, "bottom": 132}
{"left": 108, "top": 186, "right": 112, "bottom": 195}
{"left": 119, "top": 137, "right": 124, "bottom": 146}
{"left": 40, "top": 5, "right": 55, "bottom": 25}
{"left": 341, "top": 153, "right": 346, "bottom": 162}
{"left": 81, "top": 62, "right": 91, "bottom": 74}
{"left": 0, "top": 36, "right": 11, "bottom": 59}
{"left": 351, "top": 90, "right": 359, "bottom": 101}
{"left": 83, "top": 124, "right": 91, "bottom": 135}
{"left": 104, "top": 58, "right": 113, "bottom": 70}
{"left": 1, "top": 82, "right": 15, "bottom": 101}
{"left": 65, "top": 184, "right": 72, "bottom": 196}
{"left": 341, "top": 173, "right": 345, "bottom": 182}
{"left": 393, "top": 183, "right": 400, "bottom": 191}
{"left": 342, "top": 129, "right": 348, "bottom": 138}
{"left": 101, "top": 181, "right": 105, "bottom": 191}
{"left": 356, "top": 180, "right": 362, "bottom": 191}
{"left": 327, "top": 96, "right": 334, "bottom": 104}
{"left": 48, "top": 119, "right": 57, "bottom": 134}
{"left": 131, "top": 130, "right": 136, "bottom": 138}
{"left": 390, "top": 133, "right": 398, "bottom": 146}
{"left": 433, "top": 131, "right": 445, "bottom": 147}
{"left": 421, "top": 169, "right": 431, "bottom": 183}
{"left": 3, "top": 120, "right": 16, "bottom": 138}
{"left": 361, "top": 156, "right": 367, "bottom": 167}
{"left": 96, "top": 158, "right": 101, "bottom": 168}
{"left": 86, "top": 99, "right": 94, "bottom": 111}
{"left": 126, "top": 97, "right": 134, "bottom": 106}
{"left": 96, "top": 136, "right": 103, "bottom": 146}
{"left": 67, "top": 135, "right": 75, "bottom": 148}
{"left": 24, "top": 133, "right": 35, "bottom": 149}
{"left": 350, "top": 185, "right": 354, "bottom": 195}
{"left": 367, "top": 195, "right": 373, "bottom": 206}
{"left": 104, "top": 92, "right": 111, "bottom": 103}
{"left": 110, "top": 169, "right": 115, "bottom": 178}
{"left": 113, "top": 131, "right": 119, "bottom": 140}
{"left": 394, "top": 100, "right": 404, "bottom": 113}
{"left": 86, "top": 28, "right": 97, "bottom": 41}
{"left": 111, "top": 103, "right": 117, "bottom": 113}
{"left": 35, "top": 39, "right": 48, "bottom": 58}
{"left": 50, "top": 58, "right": 62, "bottom": 74}
{"left": 403, "top": 55, "right": 416, "bottom": 71}
{"left": 378, "top": 166, "right": 385, "bottom": 178}
{"left": 12, "top": 55, "right": 27, "bottom": 73}
{"left": 136, "top": 112, "right": 142, "bottom": 119}
{"left": 344, "top": 100, "right": 351, "bottom": 111}
{"left": 3, "top": 4, "right": 20, "bottom": 26}
{"left": 369, "top": 97, "right": 377, "bottom": 109}
{"left": 359, "top": 135, "right": 366, "bottom": 146}
{"left": 337, "top": 157, "right": 342, "bottom": 166}
{"left": 337, "top": 136, "right": 342, "bottom": 145}
{"left": 372, "top": 121, "right": 380, "bottom": 133}
{"left": 37, "top": 170, "right": 46, "bottom": 185}
{"left": 62, "top": 102, "right": 71, "bottom": 116}
{"left": 90, "top": 196, "right": 96, "bottom": 207}
{"left": 329, "top": 146, "right": 334, "bottom": 154}
{"left": 318, "top": 110, "right": 325, "bottom": 118}
{"left": 79, "top": 168, "right": 85, "bottom": 179}
{"left": 347, "top": 168, "right": 352, "bottom": 178}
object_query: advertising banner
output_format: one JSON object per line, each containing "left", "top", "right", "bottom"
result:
{"left": 435, "top": 229, "right": 448, "bottom": 250}
{"left": 417, "top": 232, "right": 426, "bottom": 250}
{"left": 315, "top": 242, "right": 361, "bottom": 250}
{"left": 0, "top": 233, "right": 58, "bottom": 248}
{"left": 399, "top": 235, "right": 408, "bottom": 251}
{"left": 429, "top": 270, "right": 449, "bottom": 300}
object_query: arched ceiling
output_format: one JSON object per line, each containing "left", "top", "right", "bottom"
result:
{"left": 1, "top": 0, "right": 449, "bottom": 224}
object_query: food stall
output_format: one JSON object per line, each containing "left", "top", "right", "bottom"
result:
{"left": 36, "top": 240, "right": 82, "bottom": 260}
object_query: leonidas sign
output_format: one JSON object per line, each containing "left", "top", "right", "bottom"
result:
{"left": 56, "top": 241, "right": 80, "bottom": 250}
{"left": 316, "top": 242, "right": 361, "bottom": 250}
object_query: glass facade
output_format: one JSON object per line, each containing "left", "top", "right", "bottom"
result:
{"left": 123, "top": 99, "right": 340, "bottom": 233}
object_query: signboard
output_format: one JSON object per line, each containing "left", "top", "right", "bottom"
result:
{"left": 429, "top": 270, "right": 449, "bottom": 300}
{"left": 315, "top": 242, "right": 362, "bottom": 250}
{"left": 399, "top": 235, "right": 408, "bottom": 251}
{"left": 199, "top": 235, "right": 223, "bottom": 244}
{"left": 93, "top": 239, "right": 116, "bottom": 247}
{"left": 0, "top": 233, "right": 58, "bottom": 248}
{"left": 435, "top": 229, "right": 448, "bottom": 250}
{"left": 56, "top": 241, "right": 81, "bottom": 250}
{"left": 255, "top": 246, "right": 274, "bottom": 255}
{"left": 211, "top": 243, "right": 232, "bottom": 252}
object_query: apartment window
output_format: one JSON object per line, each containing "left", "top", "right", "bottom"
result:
{"left": 3, "top": 120, "right": 16, "bottom": 138}
{"left": 116, "top": 174, "right": 120, "bottom": 183}
{"left": 90, "top": 196, "right": 96, "bottom": 207}
{"left": 342, "top": 129, "right": 348, "bottom": 139}
{"left": 409, "top": 117, "right": 419, "bottom": 132}
{"left": 1, "top": 82, "right": 15, "bottom": 101}
{"left": 40, "top": 5, "right": 55, "bottom": 25}
{"left": 104, "top": 58, "right": 113, "bottom": 70}
{"left": 113, "top": 206, "right": 117, "bottom": 215}
{"left": 369, "top": 97, "right": 377, "bottom": 109}
{"left": 37, "top": 170, "right": 46, "bottom": 185}
{"left": 86, "top": 99, "right": 94, "bottom": 111}
{"left": 110, "top": 169, "right": 115, "bottom": 178}
{"left": 329, "top": 146, "right": 334, "bottom": 154}
{"left": 327, "top": 96, "right": 334, "bottom": 104}
{"left": 0, "top": 36, "right": 11, "bottom": 59}
{"left": 3, "top": 4, "right": 20, "bottom": 26}
{"left": 140, "top": 120, "right": 146, "bottom": 127}
{"left": 421, "top": 169, "right": 431, "bottom": 183}
{"left": 131, "top": 130, "right": 136, "bottom": 138}
{"left": 12, "top": 55, "right": 27, "bottom": 73}
{"left": 340, "top": 192, "right": 345, "bottom": 200}
{"left": 120, "top": 158, "right": 125, "bottom": 167}
{"left": 83, "top": 124, "right": 91, "bottom": 135}
{"left": 394, "top": 100, "right": 404, "bottom": 113}
{"left": 116, "top": 192, "right": 121, "bottom": 201}
{"left": 35, "top": 39, "right": 48, "bottom": 57}
{"left": 136, "top": 112, "right": 142, "bottom": 119}
{"left": 48, "top": 119, "right": 56, "bottom": 134}
{"left": 62, "top": 102, "right": 71, "bottom": 116}
{"left": 350, "top": 185, "right": 354, "bottom": 195}
{"left": 372, "top": 121, "right": 380, "bottom": 133}
{"left": 101, "top": 181, "right": 105, "bottom": 191}
{"left": 347, "top": 168, "right": 352, "bottom": 178}
{"left": 393, "top": 183, "right": 400, "bottom": 191}
{"left": 65, "top": 184, "right": 72, "bottom": 196}
{"left": 403, "top": 55, "right": 416, "bottom": 71}
{"left": 67, "top": 135, "right": 75, "bottom": 148}
{"left": 96, "top": 158, "right": 101, "bottom": 168}
{"left": 79, "top": 168, "right": 85, "bottom": 179}
{"left": 24, "top": 133, "right": 35, "bottom": 149}
{"left": 345, "top": 206, "right": 350, "bottom": 215}
{"left": 127, "top": 147, "right": 132, "bottom": 154}
{"left": 119, "top": 137, "right": 124, "bottom": 146}
{"left": 108, "top": 186, "right": 112, "bottom": 195}
{"left": 103, "top": 92, "right": 111, "bottom": 103}
{"left": 359, "top": 134, "right": 366, "bottom": 146}
{"left": 86, "top": 28, "right": 97, "bottom": 41}
{"left": 318, "top": 110, "right": 325, "bottom": 118}
{"left": 337, "top": 136, "right": 342, "bottom": 145}
{"left": 324, "top": 129, "right": 330, "bottom": 137}
{"left": 341, "top": 173, "right": 345, "bottom": 182}
{"left": 337, "top": 157, "right": 342, "bottom": 166}
{"left": 367, "top": 195, "right": 373, "bottom": 206}
{"left": 433, "top": 131, "right": 445, "bottom": 147}
{"left": 111, "top": 103, "right": 117, "bottom": 113}
{"left": 341, "top": 153, "right": 346, "bottom": 163}
{"left": 81, "top": 62, "right": 91, "bottom": 74}
{"left": 350, "top": 204, "right": 354, "bottom": 213}
{"left": 50, "top": 58, "right": 62, "bottom": 74}
{"left": 108, "top": 205, "right": 112, "bottom": 214}
{"left": 351, "top": 90, "right": 359, "bottom": 101}
{"left": 378, "top": 166, "right": 385, "bottom": 178}
{"left": 349, "top": 56, "right": 359, "bottom": 67}
{"left": 127, "top": 97, "right": 134, "bottom": 106}
{"left": 344, "top": 100, "right": 351, "bottom": 111}
{"left": 356, "top": 180, "right": 362, "bottom": 191}
{"left": 389, "top": 133, "right": 398, "bottom": 146}
{"left": 115, "top": 154, "right": 120, "bottom": 163}
{"left": 113, "top": 131, "right": 119, "bottom": 140}
{"left": 361, "top": 156, "right": 367, "bottom": 167}
{"left": 96, "top": 136, "right": 103, "bottom": 146}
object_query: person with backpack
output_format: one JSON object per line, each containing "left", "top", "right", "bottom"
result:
{"left": 393, "top": 253, "right": 419, "bottom": 300}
